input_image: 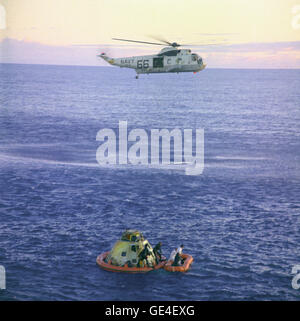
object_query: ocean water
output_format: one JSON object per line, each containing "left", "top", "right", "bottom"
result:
{"left": 0, "top": 63, "right": 300, "bottom": 301}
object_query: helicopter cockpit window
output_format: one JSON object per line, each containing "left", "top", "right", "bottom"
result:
{"left": 191, "top": 54, "right": 198, "bottom": 61}
{"left": 158, "top": 50, "right": 179, "bottom": 57}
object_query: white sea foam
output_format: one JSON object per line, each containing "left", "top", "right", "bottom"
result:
{"left": 214, "top": 156, "right": 267, "bottom": 161}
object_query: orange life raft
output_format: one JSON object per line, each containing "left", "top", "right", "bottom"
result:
{"left": 163, "top": 253, "right": 193, "bottom": 272}
{"left": 96, "top": 251, "right": 166, "bottom": 273}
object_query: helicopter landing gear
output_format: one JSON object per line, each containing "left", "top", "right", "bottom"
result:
{"left": 135, "top": 74, "right": 139, "bottom": 79}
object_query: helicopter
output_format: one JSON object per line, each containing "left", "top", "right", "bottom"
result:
{"left": 98, "top": 37, "right": 207, "bottom": 79}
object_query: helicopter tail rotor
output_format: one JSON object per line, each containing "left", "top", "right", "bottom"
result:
{"left": 98, "top": 52, "right": 115, "bottom": 65}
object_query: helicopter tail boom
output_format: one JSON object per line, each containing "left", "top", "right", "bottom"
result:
{"left": 98, "top": 53, "right": 115, "bottom": 65}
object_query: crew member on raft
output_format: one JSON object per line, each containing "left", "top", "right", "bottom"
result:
{"left": 177, "top": 244, "right": 185, "bottom": 265}
{"left": 138, "top": 243, "right": 151, "bottom": 267}
{"left": 172, "top": 252, "right": 182, "bottom": 266}
{"left": 169, "top": 248, "right": 177, "bottom": 261}
{"left": 169, "top": 244, "right": 185, "bottom": 266}
{"left": 176, "top": 244, "right": 184, "bottom": 255}
{"left": 153, "top": 242, "right": 163, "bottom": 264}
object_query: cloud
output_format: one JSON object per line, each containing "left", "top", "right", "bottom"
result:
{"left": 198, "top": 41, "right": 300, "bottom": 68}
{"left": 0, "top": 38, "right": 101, "bottom": 65}
{"left": 195, "top": 41, "right": 300, "bottom": 53}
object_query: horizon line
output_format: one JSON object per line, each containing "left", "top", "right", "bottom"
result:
{"left": 1, "top": 62, "right": 300, "bottom": 70}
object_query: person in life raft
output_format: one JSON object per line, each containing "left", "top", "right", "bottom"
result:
{"left": 137, "top": 243, "right": 152, "bottom": 267}
{"left": 169, "top": 244, "right": 185, "bottom": 266}
{"left": 153, "top": 242, "right": 164, "bottom": 264}
{"left": 138, "top": 241, "right": 165, "bottom": 267}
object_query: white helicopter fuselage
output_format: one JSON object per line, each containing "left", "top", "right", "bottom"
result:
{"left": 99, "top": 47, "right": 206, "bottom": 75}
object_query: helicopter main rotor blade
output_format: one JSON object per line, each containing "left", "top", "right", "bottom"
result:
{"left": 148, "top": 36, "right": 183, "bottom": 47}
{"left": 112, "top": 37, "right": 228, "bottom": 48}
{"left": 147, "top": 35, "right": 173, "bottom": 46}
{"left": 180, "top": 42, "right": 228, "bottom": 47}
{"left": 112, "top": 38, "right": 166, "bottom": 46}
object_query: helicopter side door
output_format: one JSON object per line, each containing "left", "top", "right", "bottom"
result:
{"left": 153, "top": 57, "right": 164, "bottom": 68}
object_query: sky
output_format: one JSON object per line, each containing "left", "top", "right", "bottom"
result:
{"left": 0, "top": 0, "right": 300, "bottom": 68}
